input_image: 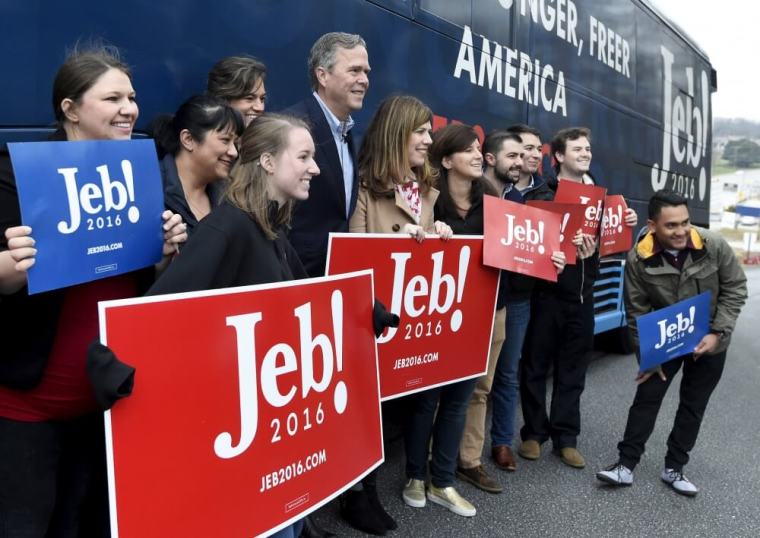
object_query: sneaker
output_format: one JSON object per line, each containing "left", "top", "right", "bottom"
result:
{"left": 558, "top": 447, "right": 586, "bottom": 469}
{"left": 518, "top": 439, "right": 541, "bottom": 460}
{"left": 596, "top": 463, "right": 634, "bottom": 486}
{"left": 456, "top": 465, "right": 503, "bottom": 494}
{"left": 661, "top": 468, "right": 699, "bottom": 497}
{"left": 402, "top": 478, "right": 427, "bottom": 508}
{"left": 427, "top": 485, "right": 476, "bottom": 517}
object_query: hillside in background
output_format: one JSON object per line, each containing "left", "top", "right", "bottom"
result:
{"left": 713, "top": 118, "right": 760, "bottom": 175}
{"left": 714, "top": 118, "right": 760, "bottom": 139}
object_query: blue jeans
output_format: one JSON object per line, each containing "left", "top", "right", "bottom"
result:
{"left": 490, "top": 299, "right": 531, "bottom": 447}
{"left": 269, "top": 519, "right": 304, "bottom": 538}
{"left": 404, "top": 378, "right": 478, "bottom": 487}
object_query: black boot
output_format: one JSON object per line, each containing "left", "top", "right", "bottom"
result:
{"left": 299, "top": 514, "right": 336, "bottom": 538}
{"left": 365, "top": 485, "right": 397, "bottom": 531}
{"left": 339, "top": 490, "right": 387, "bottom": 536}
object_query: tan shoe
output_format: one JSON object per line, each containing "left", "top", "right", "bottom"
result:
{"left": 518, "top": 439, "right": 541, "bottom": 460}
{"left": 559, "top": 447, "right": 586, "bottom": 469}
{"left": 427, "top": 485, "right": 476, "bottom": 517}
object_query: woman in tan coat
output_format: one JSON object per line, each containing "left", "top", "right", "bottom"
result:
{"left": 349, "top": 95, "right": 451, "bottom": 240}
{"left": 340, "top": 95, "right": 451, "bottom": 535}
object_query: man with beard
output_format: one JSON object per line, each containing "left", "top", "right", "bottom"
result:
{"left": 486, "top": 125, "right": 553, "bottom": 475}
{"left": 518, "top": 127, "right": 636, "bottom": 469}
{"left": 457, "top": 131, "right": 565, "bottom": 492}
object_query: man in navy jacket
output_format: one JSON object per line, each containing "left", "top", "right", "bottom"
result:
{"left": 284, "top": 32, "right": 387, "bottom": 538}
{"left": 284, "top": 32, "right": 370, "bottom": 277}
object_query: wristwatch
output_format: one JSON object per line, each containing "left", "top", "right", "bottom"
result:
{"left": 709, "top": 329, "right": 728, "bottom": 341}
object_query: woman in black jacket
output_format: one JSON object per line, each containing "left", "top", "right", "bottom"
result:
{"left": 147, "top": 113, "right": 317, "bottom": 295}
{"left": 150, "top": 94, "right": 244, "bottom": 235}
{"left": 148, "top": 113, "right": 318, "bottom": 538}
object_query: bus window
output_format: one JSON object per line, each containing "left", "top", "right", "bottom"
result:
{"left": 418, "top": 0, "right": 471, "bottom": 27}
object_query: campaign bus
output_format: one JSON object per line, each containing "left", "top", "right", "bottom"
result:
{"left": 0, "top": 0, "right": 716, "bottom": 341}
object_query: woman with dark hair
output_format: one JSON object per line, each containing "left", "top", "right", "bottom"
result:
{"left": 151, "top": 94, "right": 244, "bottom": 234}
{"left": 385, "top": 123, "right": 492, "bottom": 520}
{"left": 0, "top": 46, "right": 186, "bottom": 537}
{"left": 147, "top": 113, "right": 315, "bottom": 294}
{"left": 207, "top": 55, "right": 267, "bottom": 126}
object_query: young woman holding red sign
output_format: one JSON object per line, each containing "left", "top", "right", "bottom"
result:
{"left": 0, "top": 47, "right": 187, "bottom": 537}
{"left": 151, "top": 94, "right": 244, "bottom": 235}
{"left": 148, "top": 112, "right": 399, "bottom": 538}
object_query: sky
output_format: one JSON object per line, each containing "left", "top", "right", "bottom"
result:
{"left": 651, "top": 0, "right": 760, "bottom": 121}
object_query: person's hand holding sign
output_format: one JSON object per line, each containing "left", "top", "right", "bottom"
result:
{"left": 624, "top": 207, "right": 638, "bottom": 228}
{"left": 402, "top": 223, "right": 426, "bottom": 243}
{"left": 155, "top": 210, "right": 188, "bottom": 273}
{"left": 550, "top": 250, "right": 567, "bottom": 274}
{"left": 573, "top": 229, "right": 596, "bottom": 259}
{"left": 693, "top": 333, "right": 720, "bottom": 359}
{"left": 5, "top": 225, "right": 36, "bottom": 271}
{"left": 1, "top": 226, "right": 36, "bottom": 294}
{"left": 161, "top": 210, "right": 187, "bottom": 255}
{"left": 434, "top": 220, "right": 453, "bottom": 241}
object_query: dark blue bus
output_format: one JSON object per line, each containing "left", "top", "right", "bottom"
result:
{"left": 0, "top": 0, "right": 716, "bottom": 341}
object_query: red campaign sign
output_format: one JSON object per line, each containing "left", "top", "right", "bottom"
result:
{"left": 525, "top": 201, "right": 584, "bottom": 265}
{"left": 600, "top": 194, "right": 633, "bottom": 257}
{"left": 99, "top": 271, "right": 382, "bottom": 538}
{"left": 483, "top": 196, "right": 562, "bottom": 282}
{"left": 554, "top": 179, "right": 608, "bottom": 236}
{"left": 326, "top": 234, "right": 499, "bottom": 400}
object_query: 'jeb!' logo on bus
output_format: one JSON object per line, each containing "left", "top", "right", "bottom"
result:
{"left": 58, "top": 160, "right": 140, "bottom": 234}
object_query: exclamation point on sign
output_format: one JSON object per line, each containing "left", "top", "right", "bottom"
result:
{"left": 449, "top": 246, "right": 470, "bottom": 332}
{"left": 687, "top": 306, "right": 695, "bottom": 333}
{"left": 537, "top": 221, "right": 545, "bottom": 254}
{"left": 616, "top": 205, "right": 623, "bottom": 233}
{"left": 121, "top": 160, "right": 140, "bottom": 223}
{"left": 331, "top": 291, "right": 348, "bottom": 414}
{"left": 559, "top": 212, "right": 570, "bottom": 242}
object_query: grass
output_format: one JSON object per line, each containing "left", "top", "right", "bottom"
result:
{"left": 712, "top": 159, "right": 760, "bottom": 177}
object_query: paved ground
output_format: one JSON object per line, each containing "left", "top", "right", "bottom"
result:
{"left": 314, "top": 267, "right": 760, "bottom": 537}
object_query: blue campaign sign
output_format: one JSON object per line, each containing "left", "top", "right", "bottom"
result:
{"left": 9, "top": 139, "right": 164, "bottom": 294}
{"left": 636, "top": 292, "right": 712, "bottom": 371}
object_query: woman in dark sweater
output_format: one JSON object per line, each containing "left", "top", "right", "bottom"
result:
{"left": 147, "top": 113, "right": 318, "bottom": 538}
{"left": 151, "top": 94, "right": 244, "bottom": 235}
{"left": 397, "top": 123, "right": 496, "bottom": 518}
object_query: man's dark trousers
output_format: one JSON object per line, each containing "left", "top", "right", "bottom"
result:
{"left": 617, "top": 350, "right": 727, "bottom": 471}
{"left": 520, "top": 292, "right": 594, "bottom": 449}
